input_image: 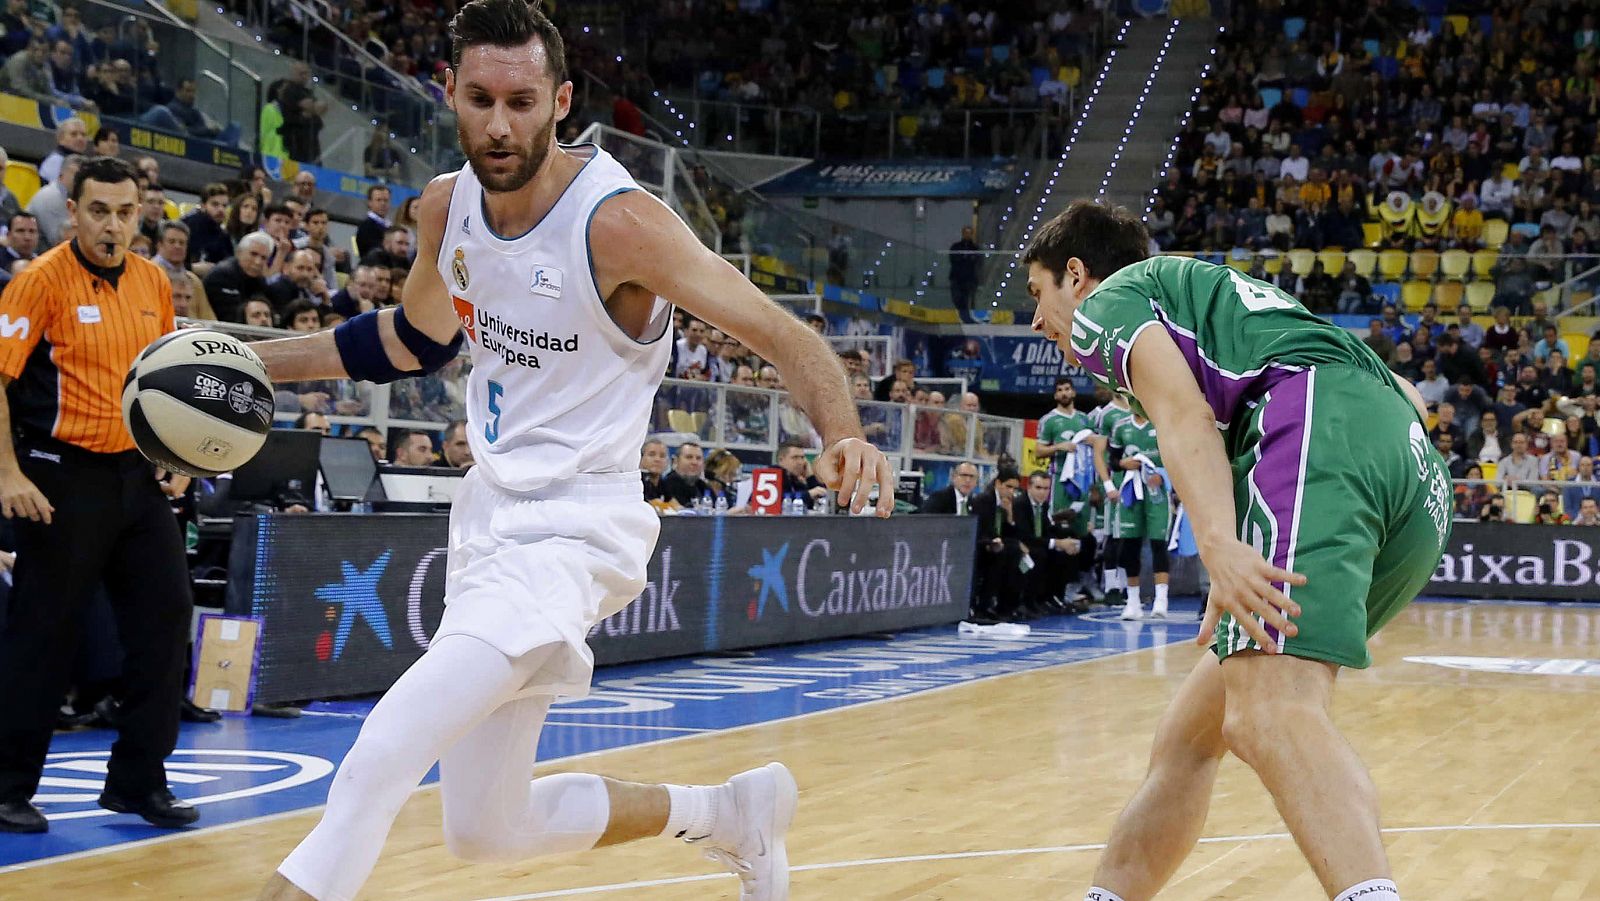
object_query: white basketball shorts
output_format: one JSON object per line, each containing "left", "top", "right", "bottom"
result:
{"left": 433, "top": 467, "right": 660, "bottom": 699}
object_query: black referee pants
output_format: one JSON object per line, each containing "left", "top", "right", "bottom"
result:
{"left": 0, "top": 435, "right": 193, "bottom": 801}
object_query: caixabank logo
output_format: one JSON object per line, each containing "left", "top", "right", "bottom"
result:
{"left": 744, "top": 537, "right": 960, "bottom": 620}
{"left": 1429, "top": 525, "right": 1600, "bottom": 600}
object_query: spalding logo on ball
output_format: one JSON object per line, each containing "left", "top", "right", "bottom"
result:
{"left": 122, "top": 330, "right": 275, "bottom": 477}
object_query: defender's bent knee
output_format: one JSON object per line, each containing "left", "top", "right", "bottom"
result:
{"left": 442, "top": 772, "right": 609, "bottom": 863}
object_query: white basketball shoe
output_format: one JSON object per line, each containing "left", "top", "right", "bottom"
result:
{"left": 698, "top": 762, "right": 798, "bottom": 901}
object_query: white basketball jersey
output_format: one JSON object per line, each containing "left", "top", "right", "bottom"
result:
{"left": 440, "top": 144, "right": 672, "bottom": 493}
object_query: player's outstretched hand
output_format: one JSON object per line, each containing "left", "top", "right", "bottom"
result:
{"left": 815, "top": 437, "right": 895, "bottom": 518}
{"left": 1195, "top": 537, "right": 1305, "bottom": 652}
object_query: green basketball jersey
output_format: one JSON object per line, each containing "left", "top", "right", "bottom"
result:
{"left": 1091, "top": 402, "right": 1132, "bottom": 441}
{"left": 1039, "top": 406, "right": 1093, "bottom": 471}
{"left": 1069, "top": 256, "right": 1397, "bottom": 439}
{"left": 1110, "top": 416, "right": 1162, "bottom": 468}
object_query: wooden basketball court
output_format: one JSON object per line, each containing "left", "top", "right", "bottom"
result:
{"left": 4, "top": 600, "right": 1598, "bottom": 900}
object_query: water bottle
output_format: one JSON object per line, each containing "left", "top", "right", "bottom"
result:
{"left": 714, "top": 494, "right": 728, "bottom": 515}
{"left": 789, "top": 495, "right": 806, "bottom": 517}
{"left": 816, "top": 492, "right": 832, "bottom": 516}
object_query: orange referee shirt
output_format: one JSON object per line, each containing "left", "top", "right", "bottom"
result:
{"left": 0, "top": 241, "right": 173, "bottom": 453}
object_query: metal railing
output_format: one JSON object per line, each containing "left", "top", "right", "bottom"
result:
{"left": 652, "top": 379, "right": 1021, "bottom": 471}
{"left": 1452, "top": 478, "right": 1600, "bottom": 521}
{"left": 182, "top": 321, "right": 1024, "bottom": 473}
{"left": 576, "top": 124, "right": 721, "bottom": 252}
{"left": 643, "top": 94, "right": 1065, "bottom": 162}
{"left": 204, "top": 0, "right": 456, "bottom": 174}
{"left": 71, "top": 0, "right": 263, "bottom": 151}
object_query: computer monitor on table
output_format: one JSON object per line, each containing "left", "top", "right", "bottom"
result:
{"left": 319, "top": 436, "right": 382, "bottom": 503}
{"left": 228, "top": 429, "right": 323, "bottom": 505}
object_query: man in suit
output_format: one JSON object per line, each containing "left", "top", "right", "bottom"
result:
{"left": 919, "top": 461, "right": 980, "bottom": 515}
{"left": 354, "top": 184, "right": 391, "bottom": 259}
{"left": 970, "top": 467, "right": 1025, "bottom": 622}
{"left": 1014, "top": 471, "right": 1094, "bottom": 615}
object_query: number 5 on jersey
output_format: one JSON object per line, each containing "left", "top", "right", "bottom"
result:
{"left": 485, "top": 379, "right": 504, "bottom": 443}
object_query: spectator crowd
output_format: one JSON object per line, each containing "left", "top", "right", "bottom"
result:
{"left": 1358, "top": 297, "right": 1600, "bottom": 524}
{"left": 1150, "top": 0, "right": 1600, "bottom": 314}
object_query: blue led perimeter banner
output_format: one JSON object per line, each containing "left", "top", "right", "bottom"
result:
{"left": 926, "top": 334, "right": 1099, "bottom": 395}
{"left": 228, "top": 513, "right": 976, "bottom": 704}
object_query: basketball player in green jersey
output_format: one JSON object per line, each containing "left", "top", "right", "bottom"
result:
{"left": 1035, "top": 378, "right": 1098, "bottom": 518}
{"left": 1090, "top": 391, "right": 1132, "bottom": 602}
{"left": 1108, "top": 412, "right": 1172, "bottom": 620}
{"left": 1024, "top": 202, "right": 1450, "bottom": 901}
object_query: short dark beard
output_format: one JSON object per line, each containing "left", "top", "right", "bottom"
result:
{"left": 462, "top": 106, "right": 557, "bottom": 194}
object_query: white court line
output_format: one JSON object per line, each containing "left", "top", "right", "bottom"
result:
{"left": 472, "top": 822, "right": 1600, "bottom": 900}
{"left": 0, "top": 634, "right": 1187, "bottom": 875}
{"left": 542, "top": 722, "right": 711, "bottom": 734}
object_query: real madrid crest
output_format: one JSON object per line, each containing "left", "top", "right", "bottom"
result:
{"left": 452, "top": 247, "right": 470, "bottom": 292}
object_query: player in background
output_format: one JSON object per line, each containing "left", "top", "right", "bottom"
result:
{"left": 1090, "top": 390, "right": 1132, "bottom": 604}
{"left": 245, "top": 2, "right": 896, "bottom": 900}
{"left": 1035, "top": 377, "right": 1104, "bottom": 602}
{"left": 1108, "top": 411, "right": 1172, "bottom": 620}
{"left": 1025, "top": 201, "right": 1449, "bottom": 901}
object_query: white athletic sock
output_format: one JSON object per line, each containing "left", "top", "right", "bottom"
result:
{"left": 662, "top": 783, "right": 726, "bottom": 842}
{"left": 1103, "top": 568, "right": 1117, "bottom": 592}
{"left": 1125, "top": 584, "right": 1141, "bottom": 608}
{"left": 1334, "top": 879, "right": 1399, "bottom": 901}
{"left": 1085, "top": 888, "right": 1128, "bottom": 901}
{"left": 1153, "top": 582, "right": 1169, "bottom": 612}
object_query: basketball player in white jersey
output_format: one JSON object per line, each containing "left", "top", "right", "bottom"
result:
{"left": 248, "top": 2, "right": 895, "bottom": 899}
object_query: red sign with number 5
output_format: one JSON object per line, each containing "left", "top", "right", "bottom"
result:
{"left": 750, "top": 467, "right": 784, "bottom": 515}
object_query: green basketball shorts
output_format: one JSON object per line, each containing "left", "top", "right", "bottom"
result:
{"left": 1214, "top": 365, "right": 1452, "bottom": 669}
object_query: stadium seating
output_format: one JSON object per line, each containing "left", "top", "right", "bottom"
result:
{"left": 1346, "top": 249, "right": 1377, "bottom": 278}
{"left": 1409, "top": 251, "right": 1440, "bottom": 282}
{"left": 1149, "top": 0, "right": 1591, "bottom": 323}
{"left": 4, "top": 162, "right": 39, "bottom": 209}
{"left": 1287, "top": 249, "right": 1316, "bottom": 277}
{"left": 1401, "top": 281, "right": 1433, "bottom": 312}
{"left": 1439, "top": 250, "right": 1471, "bottom": 282}
{"left": 1377, "top": 250, "right": 1409, "bottom": 282}
{"left": 1465, "top": 281, "right": 1496, "bottom": 311}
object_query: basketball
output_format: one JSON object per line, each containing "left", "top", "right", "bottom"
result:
{"left": 121, "top": 329, "right": 275, "bottom": 477}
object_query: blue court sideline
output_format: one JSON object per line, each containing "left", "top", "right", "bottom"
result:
{"left": 0, "top": 603, "right": 1212, "bottom": 870}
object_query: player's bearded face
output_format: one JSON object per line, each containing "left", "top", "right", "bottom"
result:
{"left": 462, "top": 103, "right": 555, "bottom": 194}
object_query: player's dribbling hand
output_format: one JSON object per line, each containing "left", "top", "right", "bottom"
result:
{"left": 1195, "top": 537, "right": 1305, "bottom": 652}
{"left": 0, "top": 467, "right": 53, "bottom": 524}
{"left": 155, "top": 468, "right": 191, "bottom": 499}
{"left": 814, "top": 437, "right": 895, "bottom": 518}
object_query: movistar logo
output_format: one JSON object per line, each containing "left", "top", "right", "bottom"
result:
{"left": 0, "top": 314, "right": 29, "bottom": 340}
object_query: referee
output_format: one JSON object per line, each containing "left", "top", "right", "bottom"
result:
{"left": 0, "top": 157, "right": 198, "bottom": 832}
